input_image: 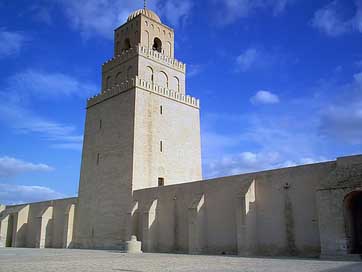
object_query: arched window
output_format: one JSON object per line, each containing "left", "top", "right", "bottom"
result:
{"left": 145, "top": 66, "right": 154, "bottom": 82}
{"left": 344, "top": 191, "right": 362, "bottom": 253}
{"left": 123, "top": 38, "right": 131, "bottom": 51}
{"left": 171, "top": 76, "right": 180, "bottom": 92}
{"left": 116, "top": 72, "right": 123, "bottom": 84}
{"left": 165, "top": 42, "right": 171, "bottom": 57}
{"left": 127, "top": 66, "right": 133, "bottom": 80}
{"left": 157, "top": 71, "right": 168, "bottom": 88}
{"left": 142, "top": 30, "right": 150, "bottom": 48}
{"left": 153, "top": 38, "right": 162, "bottom": 53}
{"left": 106, "top": 76, "right": 112, "bottom": 89}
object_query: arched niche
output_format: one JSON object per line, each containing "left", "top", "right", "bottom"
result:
{"left": 344, "top": 191, "right": 362, "bottom": 254}
{"left": 142, "top": 30, "right": 150, "bottom": 48}
{"left": 127, "top": 66, "right": 133, "bottom": 80}
{"left": 165, "top": 41, "right": 171, "bottom": 57}
{"left": 106, "top": 76, "right": 112, "bottom": 89}
{"left": 116, "top": 72, "right": 123, "bottom": 84}
{"left": 170, "top": 76, "right": 180, "bottom": 92}
{"left": 145, "top": 66, "right": 154, "bottom": 82}
{"left": 157, "top": 71, "right": 168, "bottom": 88}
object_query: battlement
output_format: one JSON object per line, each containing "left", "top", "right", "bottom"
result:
{"left": 102, "top": 44, "right": 186, "bottom": 73}
{"left": 87, "top": 76, "right": 199, "bottom": 109}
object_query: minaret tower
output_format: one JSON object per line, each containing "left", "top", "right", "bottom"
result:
{"left": 73, "top": 7, "right": 202, "bottom": 249}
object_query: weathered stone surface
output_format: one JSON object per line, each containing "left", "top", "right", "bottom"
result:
{"left": 0, "top": 248, "right": 362, "bottom": 272}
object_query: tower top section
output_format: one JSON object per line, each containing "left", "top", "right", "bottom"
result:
{"left": 114, "top": 6, "right": 175, "bottom": 58}
{"left": 127, "top": 8, "right": 161, "bottom": 23}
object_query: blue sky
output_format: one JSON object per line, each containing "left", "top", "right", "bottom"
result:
{"left": 0, "top": 0, "right": 361, "bottom": 204}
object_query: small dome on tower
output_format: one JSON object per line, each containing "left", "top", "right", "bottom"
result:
{"left": 127, "top": 8, "right": 161, "bottom": 23}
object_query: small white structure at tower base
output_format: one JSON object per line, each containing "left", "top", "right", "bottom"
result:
{"left": 125, "top": 236, "right": 142, "bottom": 253}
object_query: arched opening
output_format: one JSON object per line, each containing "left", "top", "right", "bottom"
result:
{"left": 127, "top": 66, "right": 133, "bottom": 80}
{"left": 123, "top": 38, "right": 131, "bottom": 51}
{"left": 116, "top": 72, "right": 122, "bottom": 84}
{"left": 152, "top": 37, "right": 162, "bottom": 53}
{"left": 165, "top": 41, "right": 172, "bottom": 57}
{"left": 157, "top": 71, "right": 168, "bottom": 88}
{"left": 106, "top": 76, "right": 112, "bottom": 89}
{"left": 344, "top": 191, "right": 362, "bottom": 254}
{"left": 171, "top": 76, "right": 180, "bottom": 92}
{"left": 142, "top": 30, "right": 150, "bottom": 48}
{"left": 145, "top": 66, "right": 154, "bottom": 83}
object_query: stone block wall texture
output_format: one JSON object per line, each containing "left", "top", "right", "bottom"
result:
{"left": 132, "top": 87, "right": 202, "bottom": 190}
{"left": 317, "top": 155, "right": 362, "bottom": 257}
{"left": 73, "top": 89, "right": 136, "bottom": 249}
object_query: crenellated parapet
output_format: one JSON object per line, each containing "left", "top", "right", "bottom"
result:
{"left": 137, "top": 46, "right": 186, "bottom": 72}
{"left": 87, "top": 79, "right": 136, "bottom": 108}
{"left": 102, "top": 44, "right": 186, "bottom": 73}
{"left": 87, "top": 76, "right": 199, "bottom": 109}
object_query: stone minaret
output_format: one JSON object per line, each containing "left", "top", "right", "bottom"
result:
{"left": 73, "top": 8, "right": 202, "bottom": 249}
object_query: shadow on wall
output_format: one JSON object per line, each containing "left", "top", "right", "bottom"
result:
{"left": 44, "top": 219, "right": 53, "bottom": 248}
{"left": 15, "top": 223, "right": 27, "bottom": 247}
{"left": 322, "top": 263, "right": 362, "bottom": 272}
{"left": 139, "top": 199, "right": 159, "bottom": 252}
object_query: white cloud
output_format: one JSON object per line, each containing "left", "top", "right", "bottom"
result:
{"left": 213, "top": 0, "right": 294, "bottom": 25}
{"left": 157, "top": 0, "right": 193, "bottom": 27}
{"left": 319, "top": 71, "right": 362, "bottom": 144}
{"left": 201, "top": 69, "right": 362, "bottom": 179}
{"left": 0, "top": 70, "right": 93, "bottom": 150}
{"left": 312, "top": 0, "right": 362, "bottom": 37}
{"left": 251, "top": 90, "right": 280, "bottom": 104}
{"left": 0, "top": 101, "right": 83, "bottom": 150}
{"left": 0, "top": 183, "right": 65, "bottom": 205}
{"left": 354, "top": 0, "right": 362, "bottom": 32}
{"left": 0, "top": 29, "right": 26, "bottom": 58}
{"left": 187, "top": 64, "right": 203, "bottom": 78}
{"left": 0, "top": 157, "right": 53, "bottom": 178}
{"left": 205, "top": 150, "right": 328, "bottom": 178}
{"left": 356, "top": 60, "right": 362, "bottom": 68}
{"left": 55, "top": 0, "right": 192, "bottom": 39}
{"left": 7, "top": 70, "right": 97, "bottom": 99}
{"left": 236, "top": 48, "right": 260, "bottom": 71}
{"left": 58, "top": 0, "right": 131, "bottom": 39}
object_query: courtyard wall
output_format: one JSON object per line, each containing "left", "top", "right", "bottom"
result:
{"left": 133, "top": 161, "right": 336, "bottom": 256}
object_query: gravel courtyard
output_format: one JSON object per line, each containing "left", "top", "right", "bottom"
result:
{"left": 0, "top": 248, "right": 361, "bottom": 272}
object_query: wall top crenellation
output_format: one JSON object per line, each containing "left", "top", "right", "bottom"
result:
{"left": 102, "top": 44, "right": 186, "bottom": 73}
{"left": 87, "top": 76, "right": 199, "bottom": 109}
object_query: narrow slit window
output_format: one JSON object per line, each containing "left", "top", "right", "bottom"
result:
{"left": 97, "top": 153, "right": 100, "bottom": 165}
{"left": 158, "top": 177, "right": 165, "bottom": 187}
{"left": 160, "top": 105, "right": 163, "bottom": 115}
{"left": 160, "top": 141, "right": 163, "bottom": 152}
{"left": 99, "top": 119, "right": 102, "bottom": 130}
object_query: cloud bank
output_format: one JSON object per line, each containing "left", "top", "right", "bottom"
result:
{"left": 0, "top": 29, "right": 26, "bottom": 58}
{"left": 0, "top": 183, "right": 65, "bottom": 205}
{"left": 0, "top": 156, "right": 54, "bottom": 178}
{"left": 312, "top": 0, "right": 362, "bottom": 37}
